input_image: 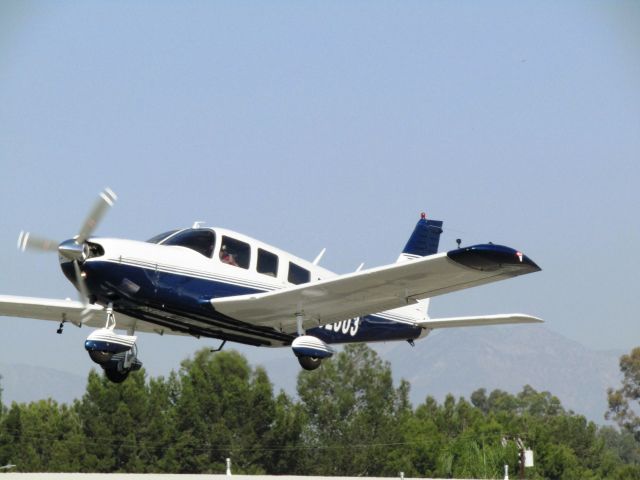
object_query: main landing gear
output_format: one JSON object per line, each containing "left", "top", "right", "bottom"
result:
{"left": 291, "top": 313, "right": 334, "bottom": 371}
{"left": 84, "top": 304, "right": 142, "bottom": 383}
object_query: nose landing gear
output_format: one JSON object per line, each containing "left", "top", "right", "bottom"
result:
{"left": 84, "top": 304, "right": 142, "bottom": 383}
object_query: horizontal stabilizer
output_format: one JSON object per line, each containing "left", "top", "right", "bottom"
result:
{"left": 418, "top": 313, "right": 543, "bottom": 329}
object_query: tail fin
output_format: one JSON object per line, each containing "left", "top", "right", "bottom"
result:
{"left": 397, "top": 213, "right": 443, "bottom": 261}
{"left": 396, "top": 213, "right": 444, "bottom": 319}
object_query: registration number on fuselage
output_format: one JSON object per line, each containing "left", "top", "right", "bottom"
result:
{"left": 321, "top": 317, "right": 360, "bottom": 336}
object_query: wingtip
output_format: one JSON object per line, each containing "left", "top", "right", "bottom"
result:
{"left": 515, "top": 314, "right": 544, "bottom": 324}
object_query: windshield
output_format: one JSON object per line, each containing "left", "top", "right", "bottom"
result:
{"left": 163, "top": 229, "right": 216, "bottom": 258}
{"left": 146, "top": 229, "right": 181, "bottom": 244}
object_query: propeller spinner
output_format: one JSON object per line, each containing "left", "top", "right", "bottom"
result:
{"left": 17, "top": 188, "right": 117, "bottom": 324}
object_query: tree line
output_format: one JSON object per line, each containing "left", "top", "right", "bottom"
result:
{"left": 0, "top": 343, "right": 639, "bottom": 479}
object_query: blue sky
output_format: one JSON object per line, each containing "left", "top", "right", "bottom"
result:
{"left": 0, "top": 1, "right": 639, "bottom": 379}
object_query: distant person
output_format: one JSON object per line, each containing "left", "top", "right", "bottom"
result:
{"left": 220, "top": 245, "right": 237, "bottom": 266}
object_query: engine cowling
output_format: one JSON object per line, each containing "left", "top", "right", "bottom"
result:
{"left": 292, "top": 335, "right": 334, "bottom": 371}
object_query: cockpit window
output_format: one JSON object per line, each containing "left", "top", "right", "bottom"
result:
{"left": 163, "top": 229, "right": 216, "bottom": 258}
{"left": 219, "top": 236, "right": 250, "bottom": 269}
{"left": 146, "top": 229, "right": 180, "bottom": 244}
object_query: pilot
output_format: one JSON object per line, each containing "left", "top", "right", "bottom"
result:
{"left": 220, "top": 245, "right": 238, "bottom": 266}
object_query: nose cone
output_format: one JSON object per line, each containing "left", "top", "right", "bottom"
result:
{"left": 58, "top": 238, "right": 86, "bottom": 262}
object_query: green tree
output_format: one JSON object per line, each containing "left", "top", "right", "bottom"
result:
{"left": 75, "top": 368, "right": 172, "bottom": 472}
{"left": 162, "top": 349, "right": 276, "bottom": 474}
{"left": 406, "top": 393, "right": 514, "bottom": 479}
{"left": 607, "top": 347, "right": 640, "bottom": 441}
{"left": 0, "top": 403, "right": 22, "bottom": 468}
{"left": 261, "top": 391, "right": 306, "bottom": 474}
{"left": 3, "top": 347, "right": 640, "bottom": 477}
{"left": 401, "top": 396, "right": 447, "bottom": 476}
{"left": 599, "top": 426, "right": 640, "bottom": 465}
{"left": 0, "top": 400, "right": 87, "bottom": 472}
{"left": 296, "top": 344, "right": 410, "bottom": 476}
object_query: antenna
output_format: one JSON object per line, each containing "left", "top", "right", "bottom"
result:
{"left": 312, "top": 248, "right": 326, "bottom": 265}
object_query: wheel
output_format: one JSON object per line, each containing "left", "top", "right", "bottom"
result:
{"left": 298, "top": 356, "right": 322, "bottom": 371}
{"left": 104, "top": 366, "right": 130, "bottom": 383}
{"left": 88, "top": 350, "right": 113, "bottom": 365}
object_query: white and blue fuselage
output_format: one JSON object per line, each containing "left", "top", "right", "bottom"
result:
{"left": 62, "top": 227, "right": 425, "bottom": 349}
{"left": 4, "top": 191, "right": 541, "bottom": 383}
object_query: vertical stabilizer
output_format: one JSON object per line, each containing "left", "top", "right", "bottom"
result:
{"left": 396, "top": 213, "right": 444, "bottom": 319}
{"left": 400, "top": 213, "right": 443, "bottom": 258}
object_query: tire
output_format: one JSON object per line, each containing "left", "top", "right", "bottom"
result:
{"left": 104, "top": 367, "right": 130, "bottom": 383}
{"left": 298, "top": 356, "right": 322, "bottom": 371}
{"left": 88, "top": 350, "right": 113, "bottom": 365}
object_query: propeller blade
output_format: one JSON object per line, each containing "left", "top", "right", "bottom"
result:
{"left": 76, "top": 187, "right": 117, "bottom": 244}
{"left": 80, "top": 307, "right": 94, "bottom": 325}
{"left": 72, "top": 260, "right": 94, "bottom": 324}
{"left": 17, "top": 231, "right": 59, "bottom": 253}
{"left": 72, "top": 260, "right": 90, "bottom": 299}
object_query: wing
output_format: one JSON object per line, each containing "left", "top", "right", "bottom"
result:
{"left": 418, "top": 313, "right": 543, "bottom": 329}
{"left": 212, "top": 244, "right": 540, "bottom": 332}
{"left": 0, "top": 295, "right": 180, "bottom": 336}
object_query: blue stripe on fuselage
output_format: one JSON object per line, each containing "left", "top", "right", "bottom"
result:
{"left": 77, "top": 260, "right": 261, "bottom": 313}
{"left": 307, "top": 315, "right": 422, "bottom": 344}
{"left": 71, "top": 260, "right": 422, "bottom": 345}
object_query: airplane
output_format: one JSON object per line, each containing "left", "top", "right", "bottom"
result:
{"left": 0, "top": 189, "right": 542, "bottom": 383}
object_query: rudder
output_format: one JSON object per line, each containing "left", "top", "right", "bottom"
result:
{"left": 396, "top": 213, "right": 444, "bottom": 319}
{"left": 399, "top": 213, "right": 443, "bottom": 259}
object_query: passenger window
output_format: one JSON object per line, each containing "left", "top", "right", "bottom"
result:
{"left": 288, "top": 262, "right": 310, "bottom": 285}
{"left": 219, "top": 236, "right": 250, "bottom": 269}
{"left": 257, "top": 249, "right": 278, "bottom": 277}
{"left": 163, "top": 229, "right": 216, "bottom": 258}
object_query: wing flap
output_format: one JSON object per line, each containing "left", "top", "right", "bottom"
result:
{"left": 0, "top": 295, "right": 181, "bottom": 336}
{"left": 0, "top": 295, "right": 103, "bottom": 325}
{"left": 212, "top": 244, "right": 540, "bottom": 332}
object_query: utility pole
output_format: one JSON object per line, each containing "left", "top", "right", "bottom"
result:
{"left": 501, "top": 435, "right": 532, "bottom": 479}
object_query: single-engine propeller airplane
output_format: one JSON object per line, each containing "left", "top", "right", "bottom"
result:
{"left": 0, "top": 189, "right": 542, "bottom": 383}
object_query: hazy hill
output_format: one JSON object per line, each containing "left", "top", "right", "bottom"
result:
{"left": 0, "top": 326, "right": 624, "bottom": 424}
{"left": 374, "top": 325, "right": 622, "bottom": 423}
{"left": 0, "top": 362, "right": 86, "bottom": 405}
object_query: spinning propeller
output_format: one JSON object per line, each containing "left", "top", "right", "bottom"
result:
{"left": 17, "top": 188, "right": 117, "bottom": 323}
